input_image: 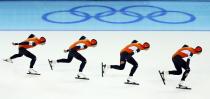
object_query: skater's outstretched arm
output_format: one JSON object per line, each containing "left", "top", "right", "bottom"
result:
{"left": 79, "top": 36, "right": 86, "bottom": 40}
{"left": 186, "top": 53, "right": 193, "bottom": 66}
{"left": 28, "top": 34, "right": 35, "bottom": 38}
{"left": 12, "top": 41, "right": 36, "bottom": 46}
{"left": 64, "top": 45, "right": 87, "bottom": 52}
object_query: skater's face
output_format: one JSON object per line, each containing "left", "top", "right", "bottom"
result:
{"left": 196, "top": 51, "right": 201, "bottom": 55}
{"left": 91, "top": 45, "right": 97, "bottom": 47}
{"left": 40, "top": 42, "right": 45, "bottom": 45}
{"left": 144, "top": 48, "right": 149, "bottom": 51}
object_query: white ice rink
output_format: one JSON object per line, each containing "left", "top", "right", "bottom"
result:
{"left": 0, "top": 31, "right": 209, "bottom": 99}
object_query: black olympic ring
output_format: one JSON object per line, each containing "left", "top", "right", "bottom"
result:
{"left": 42, "top": 5, "right": 196, "bottom": 24}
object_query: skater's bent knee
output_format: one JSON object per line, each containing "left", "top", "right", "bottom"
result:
{"left": 80, "top": 58, "right": 87, "bottom": 62}
{"left": 118, "top": 66, "right": 125, "bottom": 70}
{"left": 32, "top": 56, "right": 36, "bottom": 60}
{"left": 133, "top": 65, "right": 138, "bottom": 69}
{"left": 185, "top": 69, "right": 190, "bottom": 73}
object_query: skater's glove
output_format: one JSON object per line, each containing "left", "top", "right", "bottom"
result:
{"left": 136, "top": 49, "right": 140, "bottom": 53}
{"left": 32, "top": 43, "right": 36, "bottom": 46}
{"left": 130, "top": 52, "right": 134, "bottom": 55}
{"left": 79, "top": 36, "right": 86, "bottom": 40}
{"left": 83, "top": 45, "right": 87, "bottom": 49}
{"left": 12, "top": 42, "right": 19, "bottom": 45}
{"left": 64, "top": 49, "right": 69, "bottom": 53}
{"left": 30, "top": 42, "right": 36, "bottom": 46}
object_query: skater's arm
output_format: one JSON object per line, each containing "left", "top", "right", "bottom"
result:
{"left": 19, "top": 42, "right": 29, "bottom": 45}
{"left": 75, "top": 43, "right": 87, "bottom": 49}
{"left": 28, "top": 34, "right": 35, "bottom": 38}
{"left": 186, "top": 59, "right": 190, "bottom": 66}
{"left": 64, "top": 49, "right": 70, "bottom": 53}
{"left": 12, "top": 42, "right": 19, "bottom": 45}
{"left": 65, "top": 43, "right": 87, "bottom": 52}
{"left": 71, "top": 46, "right": 80, "bottom": 50}
{"left": 66, "top": 44, "right": 87, "bottom": 52}
{"left": 64, "top": 46, "right": 81, "bottom": 52}
{"left": 136, "top": 49, "right": 140, "bottom": 52}
{"left": 130, "top": 48, "right": 140, "bottom": 55}
{"left": 186, "top": 53, "right": 193, "bottom": 66}
{"left": 13, "top": 41, "right": 36, "bottom": 46}
{"left": 71, "top": 45, "right": 87, "bottom": 50}
{"left": 79, "top": 36, "right": 86, "bottom": 40}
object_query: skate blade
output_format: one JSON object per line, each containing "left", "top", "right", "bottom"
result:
{"left": 27, "top": 72, "right": 41, "bottom": 75}
{"left": 75, "top": 77, "right": 90, "bottom": 80}
{"left": 2, "top": 59, "right": 13, "bottom": 63}
{"left": 176, "top": 87, "right": 191, "bottom": 90}
{"left": 158, "top": 70, "right": 166, "bottom": 85}
{"left": 124, "top": 82, "right": 139, "bottom": 85}
{"left": 48, "top": 59, "right": 53, "bottom": 70}
{"left": 101, "top": 62, "right": 105, "bottom": 77}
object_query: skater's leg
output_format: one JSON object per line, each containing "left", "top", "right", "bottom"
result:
{"left": 169, "top": 55, "right": 184, "bottom": 75}
{"left": 10, "top": 54, "right": 23, "bottom": 59}
{"left": 123, "top": 56, "right": 138, "bottom": 83}
{"left": 169, "top": 56, "right": 190, "bottom": 87}
{"left": 22, "top": 49, "right": 36, "bottom": 68}
{"left": 74, "top": 52, "right": 87, "bottom": 72}
{"left": 10, "top": 48, "right": 24, "bottom": 59}
{"left": 57, "top": 51, "right": 73, "bottom": 63}
{"left": 110, "top": 53, "right": 127, "bottom": 70}
{"left": 110, "top": 61, "right": 126, "bottom": 70}
{"left": 181, "top": 62, "right": 190, "bottom": 81}
{"left": 127, "top": 57, "right": 138, "bottom": 76}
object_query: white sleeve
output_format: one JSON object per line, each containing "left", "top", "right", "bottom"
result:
{"left": 128, "top": 46, "right": 138, "bottom": 53}
{"left": 181, "top": 50, "right": 192, "bottom": 61}
{"left": 29, "top": 41, "right": 34, "bottom": 46}
{"left": 76, "top": 43, "right": 85, "bottom": 49}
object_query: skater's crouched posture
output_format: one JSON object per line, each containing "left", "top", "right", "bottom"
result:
{"left": 4, "top": 34, "right": 46, "bottom": 75}
{"left": 49, "top": 36, "right": 97, "bottom": 79}
{"left": 160, "top": 45, "right": 202, "bottom": 88}
{"left": 104, "top": 40, "right": 150, "bottom": 84}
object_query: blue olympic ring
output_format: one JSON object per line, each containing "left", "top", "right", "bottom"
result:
{"left": 147, "top": 10, "right": 196, "bottom": 24}
{"left": 42, "top": 10, "right": 91, "bottom": 24}
{"left": 42, "top": 5, "right": 196, "bottom": 24}
{"left": 95, "top": 5, "right": 167, "bottom": 24}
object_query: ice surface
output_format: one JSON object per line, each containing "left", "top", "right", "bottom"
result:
{"left": 0, "top": 31, "right": 209, "bottom": 99}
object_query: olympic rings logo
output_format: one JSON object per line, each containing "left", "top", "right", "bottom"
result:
{"left": 42, "top": 5, "right": 196, "bottom": 24}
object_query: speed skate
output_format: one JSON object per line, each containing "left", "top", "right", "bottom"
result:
{"left": 124, "top": 80, "right": 139, "bottom": 85}
{"left": 176, "top": 85, "right": 191, "bottom": 90}
{"left": 27, "top": 72, "right": 41, "bottom": 75}
{"left": 101, "top": 62, "right": 106, "bottom": 77}
{"left": 75, "top": 76, "right": 90, "bottom": 80}
{"left": 158, "top": 70, "right": 166, "bottom": 85}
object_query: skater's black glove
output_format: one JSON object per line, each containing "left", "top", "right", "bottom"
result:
{"left": 12, "top": 42, "right": 19, "bottom": 45}
{"left": 186, "top": 53, "right": 193, "bottom": 66}
{"left": 64, "top": 49, "right": 69, "bottom": 53}
{"left": 130, "top": 52, "right": 134, "bottom": 55}
{"left": 31, "top": 42, "right": 36, "bottom": 46}
{"left": 28, "top": 34, "right": 35, "bottom": 38}
{"left": 83, "top": 45, "right": 87, "bottom": 49}
{"left": 190, "top": 53, "right": 193, "bottom": 57}
{"left": 137, "top": 49, "right": 140, "bottom": 53}
{"left": 79, "top": 36, "right": 86, "bottom": 40}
